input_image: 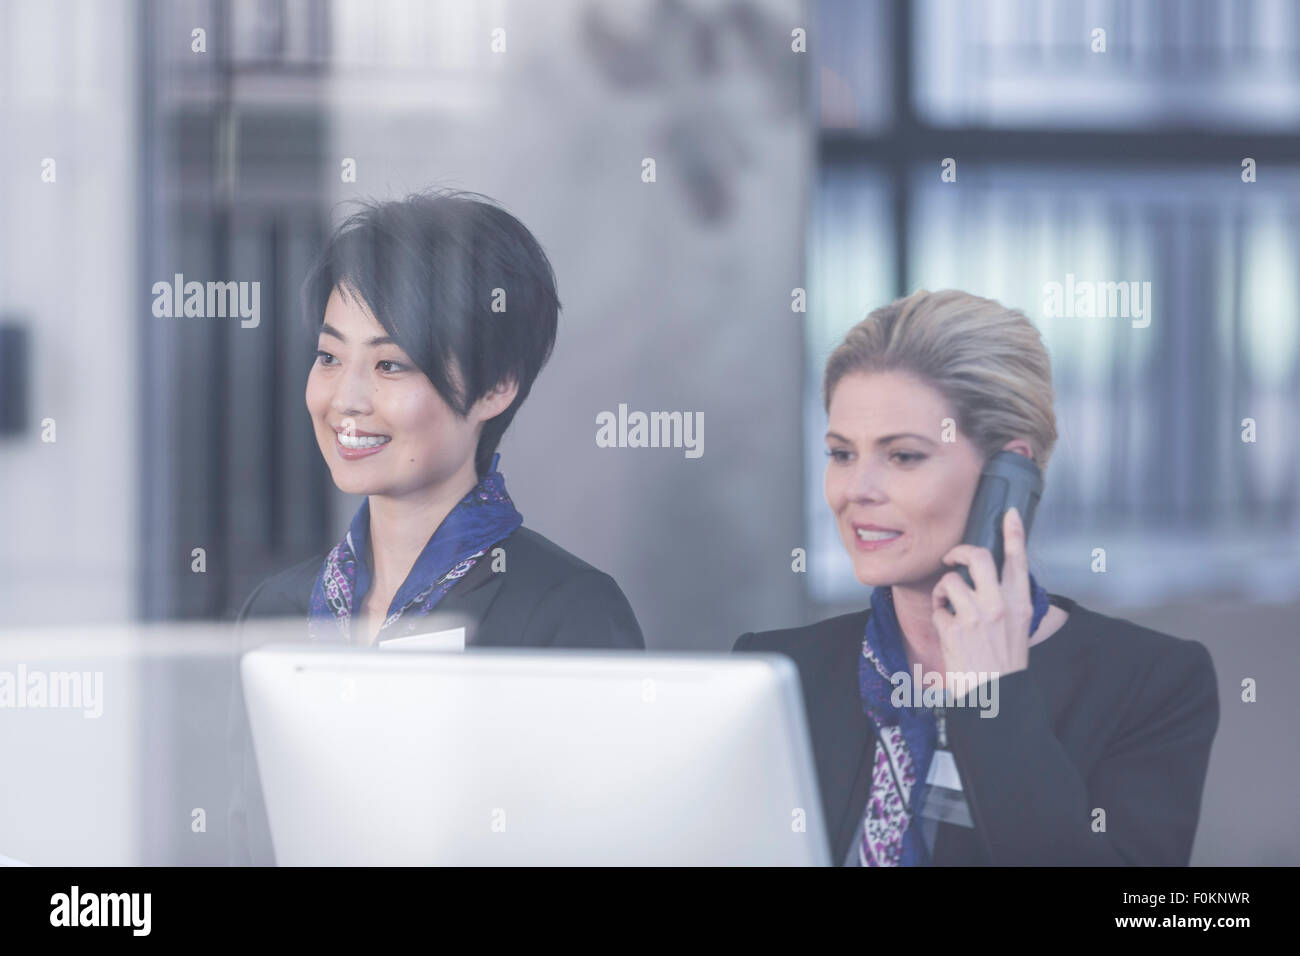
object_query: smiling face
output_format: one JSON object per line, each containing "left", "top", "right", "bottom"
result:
{"left": 304, "top": 285, "right": 515, "bottom": 500}
{"left": 824, "top": 369, "right": 991, "bottom": 590}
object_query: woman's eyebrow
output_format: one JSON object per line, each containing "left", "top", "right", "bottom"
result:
{"left": 873, "top": 432, "right": 937, "bottom": 446}
{"left": 319, "top": 322, "right": 395, "bottom": 347}
{"left": 824, "top": 430, "right": 937, "bottom": 446}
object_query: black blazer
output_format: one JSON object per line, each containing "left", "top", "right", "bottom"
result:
{"left": 734, "top": 593, "right": 1219, "bottom": 866}
{"left": 226, "top": 525, "right": 644, "bottom": 865}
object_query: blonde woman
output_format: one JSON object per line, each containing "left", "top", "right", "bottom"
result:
{"left": 735, "top": 290, "right": 1218, "bottom": 866}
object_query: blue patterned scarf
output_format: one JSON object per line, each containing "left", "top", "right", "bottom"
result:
{"left": 307, "top": 453, "right": 522, "bottom": 644}
{"left": 857, "top": 571, "right": 1050, "bottom": 866}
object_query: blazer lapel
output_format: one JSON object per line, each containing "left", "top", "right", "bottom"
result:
{"left": 802, "top": 613, "right": 877, "bottom": 866}
{"left": 399, "top": 550, "right": 506, "bottom": 647}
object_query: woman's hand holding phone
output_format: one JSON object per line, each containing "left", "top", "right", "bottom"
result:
{"left": 929, "top": 507, "right": 1033, "bottom": 699}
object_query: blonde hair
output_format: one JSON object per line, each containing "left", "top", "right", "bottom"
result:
{"left": 823, "top": 289, "right": 1059, "bottom": 472}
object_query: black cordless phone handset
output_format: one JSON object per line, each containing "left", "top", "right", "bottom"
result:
{"left": 942, "top": 451, "right": 1044, "bottom": 613}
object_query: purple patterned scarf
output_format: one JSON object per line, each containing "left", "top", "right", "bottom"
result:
{"left": 307, "top": 453, "right": 522, "bottom": 644}
{"left": 857, "top": 571, "right": 1050, "bottom": 866}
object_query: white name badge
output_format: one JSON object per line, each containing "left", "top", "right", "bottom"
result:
{"left": 378, "top": 626, "right": 466, "bottom": 653}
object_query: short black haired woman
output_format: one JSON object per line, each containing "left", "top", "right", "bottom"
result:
{"left": 228, "top": 190, "right": 644, "bottom": 864}
{"left": 735, "top": 289, "right": 1218, "bottom": 866}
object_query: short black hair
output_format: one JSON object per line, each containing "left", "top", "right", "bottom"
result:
{"left": 301, "top": 188, "right": 560, "bottom": 477}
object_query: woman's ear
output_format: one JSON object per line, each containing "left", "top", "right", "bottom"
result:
{"left": 1001, "top": 438, "right": 1034, "bottom": 460}
{"left": 474, "top": 377, "right": 519, "bottom": 421}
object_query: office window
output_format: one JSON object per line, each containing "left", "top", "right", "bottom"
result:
{"left": 806, "top": 1, "right": 1300, "bottom": 608}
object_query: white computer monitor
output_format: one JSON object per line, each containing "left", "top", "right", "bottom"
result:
{"left": 241, "top": 644, "right": 829, "bottom": 865}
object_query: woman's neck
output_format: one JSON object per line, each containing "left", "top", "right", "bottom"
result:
{"left": 889, "top": 580, "right": 945, "bottom": 672}
{"left": 365, "top": 467, "right": 480, "bottom": 597}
